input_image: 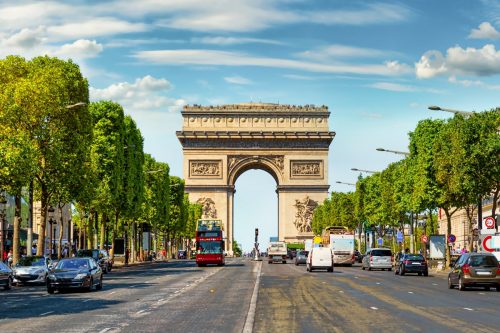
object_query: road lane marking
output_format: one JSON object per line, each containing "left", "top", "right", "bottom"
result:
{"left": 243, "top": 261, "right": 262, "bottom": 333}
{"left": 463, "top": 308, "right": 474, "bottom": 311}
{"left": 82, "top": 299, "right": 92, "bottom": 303}
{"left": 136, "top": 309, "right": 147, "bottom": 314}
{"left": 108, "top": 291, "right": 116, "bottom": 295}
{"left": 354, "top": 276, "right": 359, "bottom": 279}
{"left": 98, "top": 329, "right": 111, "bottom": 333}
{"left": 408, "top": 291, "right": 414, "bottom": 294}
{"left": 432, "top": 283, "right": 438, "bottom": 286}
{"left": 370, "top": 307, "right": 378, "bottom": 310}
{"left": 478, "top": 292, "right": 485, "bottom": 295}
{"left": 39, "top": 311, "right": 54, "bottom": 316}
{"left": 376, "top": 282, "right": 381, "bottom": 285}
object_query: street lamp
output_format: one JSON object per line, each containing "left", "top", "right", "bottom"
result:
{"left": 336, "top": 181, "right": 356, "bottom": 186}
{"left": 0, "top": 193, "right": 7, "bottom": 260}
{"left": 376, "top": 148, "right": 409, "bottom": 156}
{"left": 428, "top": 105, "right": 475, "bottom": 118}
{"left": 351, "top": 168, "right": 377, "bottom": 174}
{"left": 48, "top": 206, "right": 55, "bottom": 257}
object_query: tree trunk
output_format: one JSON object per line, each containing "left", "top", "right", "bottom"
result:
{"left": 36, "top": 184, "right": 48, "bottom": 256}
{"left": 57, "top": 204, "right": 65, "bottom": 259}
{"left": 491, "top": 187, "right": 499, "bottom": 223}
{"left": 13, "top": 195, "right": 22, "bottom": 265}
{"left": 111, "top": 210, "right": 119, "bottom": 260}
{"left": 99, "top": 214, "right": 105, "bottom": 250}
{"left": 131, "top": 221, "right": 136, "bottom": 263}
{"left": 94, "top": 211, "right": 99, "bottom": 249}
{"left": 87, "top": 210, "right": 94, "bottom": 249}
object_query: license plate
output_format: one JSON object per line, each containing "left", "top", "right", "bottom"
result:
{"left": 412, "top": 262, "right": 421, "bottom": 265}
{"left": 476, "top": 271, "right": 491, "bottom": 275}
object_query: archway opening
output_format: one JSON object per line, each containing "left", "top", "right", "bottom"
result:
{"left": 234, "top": 169, "right": 278, "bottom": 254}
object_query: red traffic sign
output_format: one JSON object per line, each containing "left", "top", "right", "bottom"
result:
{"left": 421, "top": 235, "right": 428, "bottom": 243}
{"left": 482, "top": 235, "right": 493, "bottom": 252}
{"left": 484, "top": 216, "right": 496, "bottom": 229}
{"left": 448, "top": 234, "right": 456, "bottom": 243}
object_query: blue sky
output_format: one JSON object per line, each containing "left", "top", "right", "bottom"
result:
{"left": 2, "top": 0, "right": 500, "bottom": 252}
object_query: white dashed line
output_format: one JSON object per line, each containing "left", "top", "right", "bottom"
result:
{"left": 370, "top": 307, "right": 378, "bottom": 310}
{"left": 98, "top": 328, "right": 111, "bottom": 333}
{"left": 108, "top": 291, "right": 116, "bottom": 295}
{"left": 432, "top": 283, "right": 438, "bottom": 286}
{"left": 82, "top": 299, "right": 92, "bottom": 303}
{"left": 376, "top": 282, "right": 381, "bottom": 285}
{"left": 463, "top": 308, "right": 474, "bottom": 311}
{"left": 39, "top": 311, "right": 54, "bottom": 316}
{"left": 339, "top": 291, "right": 344, "bottom": 293}
{"left": 408, "top": 291, "right": 414, "bottom": 294}
{"left": 136, "top": 309, "right": 147, "bottom": 314}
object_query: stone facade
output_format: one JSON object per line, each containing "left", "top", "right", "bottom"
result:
{"left": 177, "top": 103, "right": 335, "bottom": 254}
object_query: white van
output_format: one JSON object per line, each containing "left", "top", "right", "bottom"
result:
{"left": 306, "top": 247, "right": 334, "bottom": 272}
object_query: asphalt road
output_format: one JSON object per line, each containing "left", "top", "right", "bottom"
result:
{"left": 254, "top": 261, "right": 500, "bottom": 333}
{"left": 1, "top": 258, "right": 499, "bottom": 333}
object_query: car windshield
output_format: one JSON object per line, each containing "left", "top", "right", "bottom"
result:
{"left": 77, "top": 250, "right": 96, "bottom": 258}
{"left": 16, "top": 256, "right": 45, "bottom": 267}
{"left": 406, "top": 255, "right": 424, "bottom": 261}
{"left": 299, "top": 251, "right": 309, "bottom": 256}
{"left": 57, "top": 259, "right": 89, "bottom": 270}
{"left": 197, "top": 241, "right": 223, "bottom": 254}
{"left": 468, "top": 255, "right": 498, "bottom": 267}
{"left": 371, "top": 250, "right": 392, "bottom": 256}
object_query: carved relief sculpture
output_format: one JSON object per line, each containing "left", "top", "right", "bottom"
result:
{"left": 190, "top": 160, "right": 221, "bottom": 177}
{"left": 197, "top": 197, "right": 217, "bottom": 218}
{"left": 293, "top": 196, "right": 318, "bottom": 233}
{"left": 291, "top": 160, "right": 322, "bottom": 178}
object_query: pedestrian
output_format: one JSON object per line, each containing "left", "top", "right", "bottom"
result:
{"left": 7, "top": 249, "right": 13, "bottom": 267}
{"left": 125, "top": 249, "right": 129, "bottom": 266}
{"left": 32, "top": 244, "right": 36, "bottom": 255}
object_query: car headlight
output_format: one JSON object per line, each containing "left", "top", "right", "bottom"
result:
{"left": 33, "top": 269, "right": 44, "bottom": 274}
{"left": 75, "top": 273, "right": 88, "bottom": 280}
{"left": 48, "top": 274, "right": 56, "bottom": 280}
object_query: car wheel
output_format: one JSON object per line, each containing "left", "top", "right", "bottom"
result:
{"left": 268, "top": 261, "right": 272, "bottom": 264}
{"left": 327, "top": 267, "right": 333, "bottom": 272}
{"left": 448, "top": 276, "right": 454, "bottom": 289}
{"left": 418, "top": 272, "right": 422, "bottom": 276}
{"left": 496, "top": 284, "right": 500, "bottom": 292}
{"left": 458, "top": 276, "right": 466, "bottom": 291}
{"left": 395, "top": 267, "right": 399, "bottom": 275}
{"left": 368, "top": 267, "right": 372, "bottom": 271}
{"left": 295, "top": 262, "right": 298, "bottom": 266}
{"left": 306, "top": 265, "right": 310, "bottom": 272}
{"left": 47, "top": 284, "right": 55, "bottom": 294}
{"left": 282, "top": 261, "right": 286, "bottom": 264}
{"left": 87, "top": 278, "right": 94, "bottom": 292}
{"left": 96, "top": 276, "right": 103, "bottom": 291}
{"left": 423, "top": 271, "right": 428, "bottom": 277}
{"left": 400, "top": 268, "right": 405, "bottom": 276}
{"left": 4, "top": 277, "right": 12, "bottom": 290}
{"left": 361, "top": 265, "right": 365, "bottom": 270}
{"left": 388, "top": 268, "right": 392, "bottom": 271}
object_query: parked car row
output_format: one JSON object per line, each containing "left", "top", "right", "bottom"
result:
{"left": 1, "top": 249, "right": 112, "bottom": 294}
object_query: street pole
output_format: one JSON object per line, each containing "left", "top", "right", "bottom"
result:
{"left": 0, "top": 193, "right": 7, "bottom": 261}
{"left": 409, "top": 211, "right": 414, "bottom": 253}
{"left": 27, "top": 180, "right": 33, "bottom": 255}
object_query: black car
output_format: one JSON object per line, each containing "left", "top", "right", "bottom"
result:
{"left": 354, "top": 250, "right": 363, "bottom": 263}
{"left": 47, "top": 257, "right": 103, "bottom": 294}
{"left": 0, "top": 261, "right": 13, "bottom": 290}
{"left": 76, "top": 249, "right": 112, "bottom": 273}
{"left": 395, "top": 254, "right": 428, "bottom": 276}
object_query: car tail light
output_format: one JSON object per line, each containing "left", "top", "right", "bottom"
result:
{"left": 496, "top": 263, "right": 500, "bottom": 275}
{"left": 370, "top": 255, "right": 373, "bottom": 262}
{"left": 403, "top": 260, "right": 410, "bottom": 265}
{"left": 462, "top": 263, "right": 470, "bottom": 274}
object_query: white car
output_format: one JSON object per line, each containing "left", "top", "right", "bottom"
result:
{"left": 12, "top": 256, "right": 52, "bottom": 285}
{"left": 306, "top": 247, "right": 334, "bottom": 272}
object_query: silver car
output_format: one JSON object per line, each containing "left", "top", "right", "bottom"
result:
{"left": 12, "top": 256, "right": 52, "bottom": 285}
{"left": 294, "top": 250, "right": 309, "bottom": 266}
{"left": 362, "top": 248, "right": 393, "bottom": 271}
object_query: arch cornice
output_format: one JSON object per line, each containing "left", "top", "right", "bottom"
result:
{"left": 227, "top": 155, "right": 284, "bottom": 186}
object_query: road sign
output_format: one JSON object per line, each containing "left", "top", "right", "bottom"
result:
{"left": 396, "top": 231, "right": 403, "bottom": 243}
{"left": 448, "top": 234, "right": 456, "bottom": 243}
{"left": 313, "top": 236, "right": 322, "bottom": 244}
{"left": 482, "top": 235, "right": 493, "bottom": 252}
{"left": 484, "top": 216, "right": 496, "bottom": 229}
{"left": 421, "top": 235, "right": 428, "bottom": 243}
{"left": 377, "top": 238, "right": 383, "bottom": 246}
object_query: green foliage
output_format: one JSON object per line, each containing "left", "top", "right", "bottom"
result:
{"left": 233, "top": 240, "right": 242, "bottom": 257}
{"left": 312, "top": 191, "right": 356, "bottom": 235}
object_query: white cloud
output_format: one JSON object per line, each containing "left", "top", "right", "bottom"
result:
{"left": 448, "top": 76, "right": 500, "bottom": 90}
{"left": 298, "top": 44, "right": 391, "bottom": 61}
{"left": 224, "top": 75, "right": 252, "bottom": 85}
{"left": 369, "top": 82, "right": 416, "bottom": 92}
{"left": 90, "top": 75, "right": 184, "bottom": 112}
{"left": 191, "top": 36, "right": 282, "bottom": 45}
{"left": 57, "top": 39, "right": 103, "bottom": 59}
{"left": 134, "top": 49, "right": 411, "bottom": 76}
{"left": 416, "top": 44, "right": 500, "bottom": 78}
{"left": 2, "top": 26, "right": 46, "bottom": 49}
{"left": 47, "top": 17, "right": 148, "bottom": 39}
{"left": 468, "top": 22, "right": 500, "bottom": 40}
{"left": 283, "top": 74, "right": 322, "bottom": 81}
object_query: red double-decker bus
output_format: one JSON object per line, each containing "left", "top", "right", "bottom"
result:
{"left": 195, "top": 219, "right": 225, "bottom": 267}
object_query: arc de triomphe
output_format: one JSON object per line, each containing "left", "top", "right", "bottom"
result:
{"left": 177, "top": 103, "right": 335, "bottom": 254}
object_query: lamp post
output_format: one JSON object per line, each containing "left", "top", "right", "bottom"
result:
{"left": 47, "top": 206, "right": 55, "bottom": 257}
{"left": 376, "top": 148, "right": 409, "bottom": 156}
{"left": 350, "top": 168, "right": 377, "bottom": 174}
{"left": 0, "top": 193, "right": 7, "bottom": 260}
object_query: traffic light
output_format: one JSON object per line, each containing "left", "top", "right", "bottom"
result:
{"left": 255, "top": 228, "right": 259, "bottom": 236}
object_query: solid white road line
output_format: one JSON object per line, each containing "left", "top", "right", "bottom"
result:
{"left": 242, "top": 261, "right": 262, "bottom": 333}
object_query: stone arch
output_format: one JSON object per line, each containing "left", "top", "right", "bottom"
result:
{"left": 227, "top": 155, "right": 283, "bottom": 186}
{"left": 177, "top": 103, "right": 335, "bottom": 255}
